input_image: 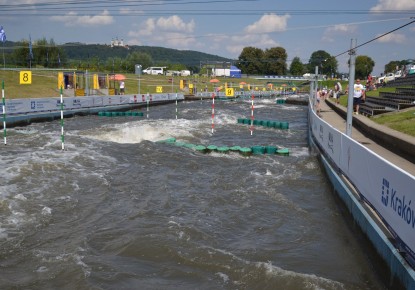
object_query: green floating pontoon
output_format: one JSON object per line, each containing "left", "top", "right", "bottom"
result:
{"left": 238, "top": 118, "right": 289, "bottom": 130}
{"left": 98, "top": 111, "right": 144, "bottom": 117}
{"left": 155, "top": 139, "right": 289, "bottom": 157}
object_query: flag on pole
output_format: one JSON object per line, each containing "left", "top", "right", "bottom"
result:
{"left": 29, "top": 34, "right": 33, "bottom": 60}
{"left": 0, "top": 26, "right": 6, "bottom": 43}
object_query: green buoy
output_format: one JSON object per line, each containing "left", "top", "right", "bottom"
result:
{"left": 265, "top": 146, "right": 277, "bottom": 154}
{"left": 251, "top": 145, "right": 265, "bottom": 154}
{"left": 230, "top": 146, "right": 241, "bottom": 151}
{"left": 207, "top": 145, "right": 217, "bottom": 152}
{"left": 195, "top": 145, "right": 207, "bottom": 153}
{"left": 276, "top": 148, "right": 289, "bottom": 156}
{"left": 280, "top": 122, "right": 289, "bottom": 129}
{"left": 239, "top": 147, "right": 252, "bottom": 156}
{"left": 217, "top": 146, "right": 230, "bottom": 153}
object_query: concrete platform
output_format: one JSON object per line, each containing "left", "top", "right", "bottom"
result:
{"left": 319, "top": 98, "right": 415, "bottom": 176}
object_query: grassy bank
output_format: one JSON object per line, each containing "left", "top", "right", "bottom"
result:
{"left": 0, "top": 70, "right": 307, "bottom": 99}
{"left": 333, "top": 85, "right": 415, "bottom": 137}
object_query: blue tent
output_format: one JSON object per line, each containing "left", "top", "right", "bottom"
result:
{"left": 230, "top": 65, "right": 241, "bottom": 78}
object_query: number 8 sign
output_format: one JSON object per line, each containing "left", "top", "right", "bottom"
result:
{"left": 225, "top": 88, "right": 234, "bottom": 97}
{"left": 20, "top": 71, "right": 32, "bottom": 85}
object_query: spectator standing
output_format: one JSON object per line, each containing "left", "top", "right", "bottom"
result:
{"left": 315, "top": 88, "right": 321, "bottom": 116}
{"left": 353, "top": 79, "right": 365, "bottom": 114}
{"left": 334, "top": 81, "right": 342, "bottom": 105}
{"left": 119, "top": 81, "right": 125, "bottom": 95}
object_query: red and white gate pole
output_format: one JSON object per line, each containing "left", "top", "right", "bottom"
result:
{"left": 250, "top": 94, "right": 254, "bottom": 135}
{"left": 211, "top": 93, "right": 215, "bottom": 134}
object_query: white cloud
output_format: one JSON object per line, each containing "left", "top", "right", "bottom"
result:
{"left": 376, "top": 32, "right": 406, "bottom": 43}
{"left": 244, "top": 14, "right": 290, "bottom": 34}
{"left": 128, "top": 16, "right": 197, "bottom": 49}
{"left": 371, "top": 0, "right": 415, "bottom": 11}
{"left": 156, "top": 16, "right": 195, "bottom": 33}
{"left": 129, "top": 15, "right": 195, "bottom": 38}
{"left": 322, "top": 24, "right": 357, "bottom": 42}
{"left": 224, "top": 34, "right": 280, "bottom": 57}
{"left": 50, "top": 10, "right": 114, "bottom": 27}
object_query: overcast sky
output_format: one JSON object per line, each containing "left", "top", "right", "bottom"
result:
{"left": 1, "top": 0, "right": 415, "bottom": 75}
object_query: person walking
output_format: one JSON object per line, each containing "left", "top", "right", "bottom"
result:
{"left": 334, "top": 81, "right": 342, "bottom": 105}
{"left": 315, "top": 88, "right": 321, "bottom": 116}
{"left": 353, "top": 79, "right": 365, "bottom": 114}
{"left": 119, "top": 81, "right": 125, "bottom": 95}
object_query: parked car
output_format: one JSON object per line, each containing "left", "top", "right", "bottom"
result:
{"left": 179, "top": 70, "right": 191, "bottom": 76}
{"left": 394, "top": 70, "right": 402, "bottom": 79}
{"left": 377, "top": 72, "right": 395, "bottom": 84}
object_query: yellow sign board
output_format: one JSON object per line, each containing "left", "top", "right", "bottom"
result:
{"left": 58, "top": 72, "right": 64, "bottom": 89}
{"left": 20, "top": 71, "right": 32, "bottom": 85}
{"left": 225, "top": 88, "right": 234, "bottom": 97}
{"left": 156, "top": 86, "right": 163, "bottom": 93}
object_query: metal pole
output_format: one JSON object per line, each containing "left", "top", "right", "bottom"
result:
{"left": 2, "top": 80, "right": 6, "bottom": 145}
{"left": 137, "top": 65, "right": 141, "bottom": 94}
{"left": 346, "top": 39, "right": 357, "bottom": 137}
{"left": 314, "top": 66, "right": 319, "bottom": 112}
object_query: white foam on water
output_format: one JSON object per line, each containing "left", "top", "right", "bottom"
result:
{"left": 289, "top": 146, "right": 311, "bottom": 158}
{"left": 216, "top": 272, "right": 230, "bottom": 284}
{"left": 202, "top": 246, "right": 344, "bottom": 289}
{"left": 87, "top": 119, "right": 198, "bottom": 144}
{"left": 257, "top": 261, "right": 346, "bottom": 290}
{"left": 41, "top": 206, "right": 52, "bottom": 216}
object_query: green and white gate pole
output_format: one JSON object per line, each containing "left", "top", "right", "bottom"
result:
{"left": 2, "top": 80, "right": 6, "bottom": 145}
{"left": 175, "top": 90, "right": 178, "bottom": 120}
{"left": 60, "top": 87, "right": 65, "bottom": 150}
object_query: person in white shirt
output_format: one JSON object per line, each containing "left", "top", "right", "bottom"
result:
{"left": 353, "top": 79, "right": 365, "bottom": 114}
{"left": 119, "top": 81, "right": 125, "bottom": 95}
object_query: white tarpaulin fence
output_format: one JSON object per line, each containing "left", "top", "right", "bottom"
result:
{"left": 310, "top": 102, "right": 415, "bottom": 264}
{"left": 4, "top": 93, "right": 184, "bottom": 115}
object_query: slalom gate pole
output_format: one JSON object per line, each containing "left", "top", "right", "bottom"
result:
{"left": 175, "top": 91, "right": 178, "bottom": 120}
{"left": 60, "top": 87, "right": 65, "bottom": 150}
{"left": 211, "top": 93, "right": 215, "bottom": 134}
{"left": 146, "top": 93, "right": 149, "bottom": 119}
{"left": 2, "top": 80, "right": 6, "bottom": 145}
{"left": 250, "top": 93, "right": 254, "bottom": 135}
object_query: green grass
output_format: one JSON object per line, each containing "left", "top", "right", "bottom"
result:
{"left": 334, "top": 88, "right": 415, "bottom": 137}
{"left": 371, "top": 109, "right": 415, "bottom": 137}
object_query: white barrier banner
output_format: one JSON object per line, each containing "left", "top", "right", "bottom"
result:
{"left": 310, "top": 104, "right": 415, "bottom": 261}
{"left": 5, "top": 93, "right": 185, "bottom": 115}
{"left": 310, "top": 113, "right": 342, "bottom": 166}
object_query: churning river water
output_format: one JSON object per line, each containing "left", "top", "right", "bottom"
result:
{"left": 0, "top": 97, "right": 386, "bottom": 289}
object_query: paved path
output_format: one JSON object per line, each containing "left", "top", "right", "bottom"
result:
{"left": 319, "top": 98, "right": 415, "bottom": 176}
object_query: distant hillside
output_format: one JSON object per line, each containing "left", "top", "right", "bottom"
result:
{"left": 62, "top": 43, "right": 232, "bottom": 67}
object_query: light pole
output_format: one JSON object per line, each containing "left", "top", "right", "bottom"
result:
{"left": 136, "top": 64, "right": 142, "bottom": 94}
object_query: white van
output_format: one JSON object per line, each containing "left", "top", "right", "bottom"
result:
{"left": 143, "top": 67, "right": 166, "bottom": 75}
{"left": 180, "top": 70, "right": 191, "bottom": 76}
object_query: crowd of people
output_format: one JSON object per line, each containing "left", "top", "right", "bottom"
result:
{"left": 316, "top": 76, "right": 367, "bottom": 115}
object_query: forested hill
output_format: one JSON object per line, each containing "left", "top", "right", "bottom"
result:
{"left": 62, "top": 43, "right": 231, "bottom": 67}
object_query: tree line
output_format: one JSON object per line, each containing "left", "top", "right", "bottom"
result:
{"left": 4, "top": 37, "right": 411, "bottom": 79}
